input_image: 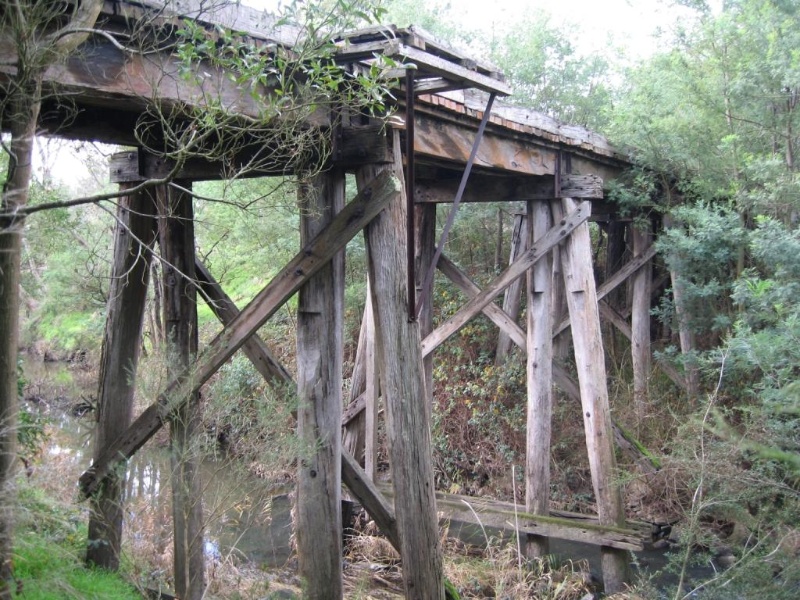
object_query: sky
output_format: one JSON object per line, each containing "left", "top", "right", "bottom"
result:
{"left": 41, "top": 0, "right": 712, "bottom": 188}
{"left": 240, "top": 0, "right": 707, "bottom": 59}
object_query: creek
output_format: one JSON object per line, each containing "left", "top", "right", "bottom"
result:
{"left": 22, "top": 354, "right": 715, "bottom": 596}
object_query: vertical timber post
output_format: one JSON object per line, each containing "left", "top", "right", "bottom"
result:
{"left": 87, "top": 177, "right": 157, "bottom": 570}
{"left": 496, "top": 213, "right": 528, "bottom": 365}
{"left": 357, "top": 130, "right": 444, "bottom": 599}
{"left": 158, "top": 182, "right": 205, "bottom": 600}
{"left": 631, "top": 221, "right": 653, "bottom": 422}
{"left": 525, "top": 200, "right": 553, "bottom": 558}
{"left": 296, "top": 169, "right": 345, "bottom": 598}
{"left": 363, "top": 282, "right": 378, "bottom": 480}
{"left": 554, "top": 197, "right": 631, "bottom": 594}
{"left": 343, "top": 291, "right": 369, "bottom": 465}
{"left": 415, "top": 203, "right": 436, "bottom": 404}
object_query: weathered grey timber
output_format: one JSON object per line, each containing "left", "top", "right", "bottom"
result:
{"left": 525, "top": 200, "right": 554, "bottom": 558}
{"left": 378, "top": 487, "right": 648, "bottom": 551}
{"left": 80, "top": 172, "right": 401, "bottom": 497}
{"left": 342, "top": 286, "right": 371, "bottom": 465}
{"left": 341, "top": 450, "right": 400, "bottom": 551}
{"left": 495, "top": 213, "right": 528, "bottom": 364}
{"left": 158, "top": 183, "right": 205, "bottom": 600}
{"left": 554, "top": 197, "right": 630, "bottom": 594}
{"left": 415, "top": 204, "right": 437, "bottom": 406}
{"left": 358, "top": 131, "right": 444, "bottom": 600}
{"left": 87, "top": 184, "right": 158, "bottom": 570}
{"left": 553, "top": 245, "right": 658, "bottom": 337}
{"left": 632, "top": 223, "right": 653, "bottom": 421}
{"left": 296, "top": 171, "right": 345, "bottom": 598}
{"left": 195, "top": 262, "right": 293, "bottom": 387}
{"left": 421, "top": 202, "right": 590, "bottom": 358}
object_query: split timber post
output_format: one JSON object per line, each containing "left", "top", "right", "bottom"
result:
{"left": 157, "top": 182, "right": 205, "bottom": 600}
{"left": 87, "top": 170, "right": 158, "bottom": 570}
{"left": 496, "top": 213, "right": 528, "bottom": 365}
{"left": 631, "top": 220, "right": 653, "bottom": 422}
{"left": 357, "top": 129, "right": 444, "bottom": 599}
{"left": 553, "top": 197, "right": 631, "bottom": 593}
{"left": 296, "top": 169, "right": 345, "bottom": 597}
{"left": 415, "top": 203, "right": 437, "bottom": 404}
{"left": 525, "top": 200, "right": 553, "bottom": 558}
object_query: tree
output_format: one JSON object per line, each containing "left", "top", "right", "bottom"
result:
{"left": 0, "top": 2, "right": 104, "bottom": 595}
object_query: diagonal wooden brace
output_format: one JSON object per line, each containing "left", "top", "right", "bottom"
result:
{"left": 421, "top": 201, "right": 590, "bottom": 357}
{"left": 80, "top": 171, "right": 402, "bottom": 497}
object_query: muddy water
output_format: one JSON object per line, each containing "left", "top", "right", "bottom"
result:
{"left": 21, "top": 354, "right": 292, "bottom": 568}
{"left": 22, "top": 355, "right": 713, "bottom": 594}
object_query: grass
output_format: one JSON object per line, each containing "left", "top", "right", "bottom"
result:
{"left": 12, "top": 484, "right": 140, "bottom": 600}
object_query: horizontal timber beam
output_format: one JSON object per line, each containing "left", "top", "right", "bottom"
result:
{"left": 79, "top": 171, "right": 402, "bottom": 497}
{"left": 378, "top": 486, "right": 647, "bottom": 551}
{"left": 414, "top": 174, "right": 603, "bottom": 204}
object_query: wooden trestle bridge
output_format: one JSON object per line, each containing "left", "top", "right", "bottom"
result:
{"left": 0, "top": 1, "right": 683, "bottom": 598}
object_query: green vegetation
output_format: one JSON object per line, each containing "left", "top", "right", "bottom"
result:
{"left": 13, "top": 486, "right": 139, "bottom": 599}
{"left": 5, "top": 0, "right": 800, "bottom": 597}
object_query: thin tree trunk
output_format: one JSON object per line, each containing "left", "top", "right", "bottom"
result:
{"left": 0, "top": 79, "right": 41, "bottom": 598}
{"left": 86, "top": 184, "right": 157, "bottom": 570}
{"left": 296, "top": 170, "right": 345, "bottom": 598}
{"left": 158, "top": 184, "right": 205, "bottom": 600}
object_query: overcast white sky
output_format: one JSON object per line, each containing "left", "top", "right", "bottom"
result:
{"left": 241, "top": 0, "right": 707, "bottom": 59}
{"left": 43, "top": 0, "right": 713, "bottom": 188}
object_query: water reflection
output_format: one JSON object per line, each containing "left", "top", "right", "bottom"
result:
{"left": 22, "top": 354, "right": 292, "bottom": 569}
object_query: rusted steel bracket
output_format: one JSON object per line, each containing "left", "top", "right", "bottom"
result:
{"left": 415, "top": 92, "right": 497, "bottom": 317}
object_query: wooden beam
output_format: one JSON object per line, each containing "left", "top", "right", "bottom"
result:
{"left": 158, "top": 183, "right": 205, "bottom": 599}
{"left": 341, "top": 450, "right": 400, "bottom": 552}
{"left": 414, "top": 174, "right": 603, "bottom": 204}
{"left": 194, "top": 261, "right": 293, "bottom": 387}
{"left": 422, "top": 201, "right": 590, "bottom": 358}
{"left": 525, "top": 200, "right": 554, "bottom": 558}
{"left": 358, "top": 131, "right": 444, "bottom": 599}
{"left": 631, "top": 224, "right": 653, "bottom": 420}
{"left": 86, "top": 184, "right": 157, "bottom": 570}
{"left": 553, "top": 245, "right": 657, "bottom": 337}
{"left": 495, "top": 213, "right": 528, "bottom": 364}
{"left": 79, "top": 171, "right": 401, "bottom": 497}
{"left": 378, "top": 487, "right": 646, "bottom": 552}
{"left": 598, "top": 302, "right": 687, "bottom": 391}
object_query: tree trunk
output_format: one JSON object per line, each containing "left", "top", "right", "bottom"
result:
{"left": 358, "top": 131, "right": 443, "bottom": 599}
{"left": 158, "top": 184, "right": 205, "bottom": 600}
{"left": 296, "top": 170, "right": 345, "bottom": 598}
{"left": 87, "top": 184, "right": 157, "bottom": 570}
{"left": 0, "top": 79, "right": 41, "bottom": 598}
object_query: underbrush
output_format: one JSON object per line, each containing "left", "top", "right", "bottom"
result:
{"left": 13, "top": 484, "right": 139, "bottom": 600}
